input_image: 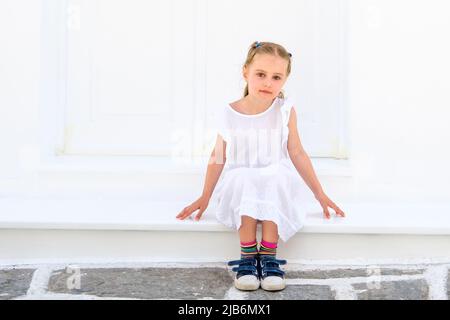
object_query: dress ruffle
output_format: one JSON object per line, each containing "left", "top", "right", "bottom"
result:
{"left": 279, "top": 97, "right": 294, "bottom": 158}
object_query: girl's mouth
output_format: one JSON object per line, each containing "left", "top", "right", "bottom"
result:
{"left": 260, "top": 90, "right": 272, "bottom": 94}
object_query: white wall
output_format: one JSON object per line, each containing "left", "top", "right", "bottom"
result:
{"left": 348, "top": 0, "right": 450, "bottom": 201}
{"left": 1, "top": 0, "right": 449, "bottom": 202}
{"left": 0, "top": 0, "right": 41, "bottom": 179}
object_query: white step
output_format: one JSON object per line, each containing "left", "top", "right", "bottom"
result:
{"left": 1, "top": 195, "right": 450, "bottom": 265}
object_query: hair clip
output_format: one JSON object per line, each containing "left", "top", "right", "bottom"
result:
{"left": 288, "top": 53, "right": 292, "bottom": 58}
{"left": 255, "top": 42, "right": 263, "bottom": 48}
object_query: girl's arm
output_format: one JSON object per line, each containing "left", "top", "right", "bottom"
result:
{"left": 176, "top": 135, "right": 227, "bottom": 221}
{"left": 286, "top": 107, "right": 345, "bottom": 219}
{"left": 286, "top": 107, "right": 324, "bottom": 197}
{"left": 202, "top": 135, "right": 227, "bottom": 199}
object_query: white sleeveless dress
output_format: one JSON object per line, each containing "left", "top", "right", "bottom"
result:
{"left": 211, "top": 96, "right": 310, "bottom": 242}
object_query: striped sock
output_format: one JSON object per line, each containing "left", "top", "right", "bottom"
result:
{"left": 240, "top": 240, "right": 258, "bottom": 259}
{"left": 259, "top": 240, "right": 277, "bottom": 257}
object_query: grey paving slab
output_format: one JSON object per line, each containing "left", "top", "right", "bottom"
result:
{"left": 248, "top": 285, "right": 334, "bottom": 300}
{"left": 0, "top": 269, "right": 35, "bottom": 300}
{"left": 287, "top": 269, "right": 368, "bottom": 279}
{"left": 353, "top": 279, "right": 429, "bottom": 300}
{"left": 48, "top": 267, "right": 233, "bottom": 300}
{"left": 287, "top": 268, "right": 424, "bottom": 279}
{"left": 378, "top": 268, "right": 425, "bottom": 276}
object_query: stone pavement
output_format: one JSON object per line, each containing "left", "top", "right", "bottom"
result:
{"left": 1, "top": 261, "right": 449, "bottom": 300}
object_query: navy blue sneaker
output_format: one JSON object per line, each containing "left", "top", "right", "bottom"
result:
{"left": 259, "top": 255, "right": 287, "bottom": 291}
{"left": 227, "top": 256, "right": 260, "bottom": 291}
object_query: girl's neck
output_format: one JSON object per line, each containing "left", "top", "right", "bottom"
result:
{"left": 243, "top": 95, "right": 276, "bottom": 114}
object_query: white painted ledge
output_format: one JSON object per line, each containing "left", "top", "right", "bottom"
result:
{"left": 0, "top": 197, "right": 449, "bottom": 235}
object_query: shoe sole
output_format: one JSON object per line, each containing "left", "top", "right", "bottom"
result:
{"left": 234, "top": 278, "right": 260, "bottom": 291}
{"left": 261, "top": 279, "right": 286, "bottom": 291}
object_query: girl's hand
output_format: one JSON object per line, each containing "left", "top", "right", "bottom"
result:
{"left": 315, "top": 193, "right": 346, "bottom": 219}
{"left": 176, "top": 195, "right": 210, "bottom": 221}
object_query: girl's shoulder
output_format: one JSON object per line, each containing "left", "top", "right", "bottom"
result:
{"left": 228, "top": 99, "right": 246, "bottom": 115}
{"left": 279, "top": 95, "right": 296, "bottom": 112}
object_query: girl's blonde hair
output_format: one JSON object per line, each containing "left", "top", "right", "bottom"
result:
{"left": 243, "top": 41, "right": 292, "bottom": 99}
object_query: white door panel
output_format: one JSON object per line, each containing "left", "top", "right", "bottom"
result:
{"left": 65, "top": 0, "right": 195, "bottom": 155}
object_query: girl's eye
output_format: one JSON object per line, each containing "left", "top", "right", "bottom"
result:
{"left": 257, "top": 73, "right": 281, "bottom": 80}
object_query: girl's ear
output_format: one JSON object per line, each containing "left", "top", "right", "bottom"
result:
{"left": 242, "top": 65, "right": 248, "bottom": 80}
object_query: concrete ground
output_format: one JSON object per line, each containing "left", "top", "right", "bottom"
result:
{"left": 1, "top": 260, "right": 449, "bottom": 300}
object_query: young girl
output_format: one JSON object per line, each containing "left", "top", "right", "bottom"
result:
{"left": 176, "top": 41, "right": 346, "bottom": 292}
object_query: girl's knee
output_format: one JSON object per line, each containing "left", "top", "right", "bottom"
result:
{"left": 261, "top": 220, "right": 277, "bottom": 226}
{"left": 241, "top": 215, "right": 257, "bottom": 224}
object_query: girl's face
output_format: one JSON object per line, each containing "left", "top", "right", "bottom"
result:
{"left": 243, "top": 53, "right": 289, "bottom": 101}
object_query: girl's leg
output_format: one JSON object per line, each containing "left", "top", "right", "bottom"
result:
{"left": 261, "top": 220, "right": 279, "bottom": 243}
{"left": 239, "top": 215, "right": 258, "bottom": 242}
{"left": 260, "top": 221, "right": 279, "bottom": 256}
{"left": 239, "top": 215, "right": 258, "bottom": 259}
